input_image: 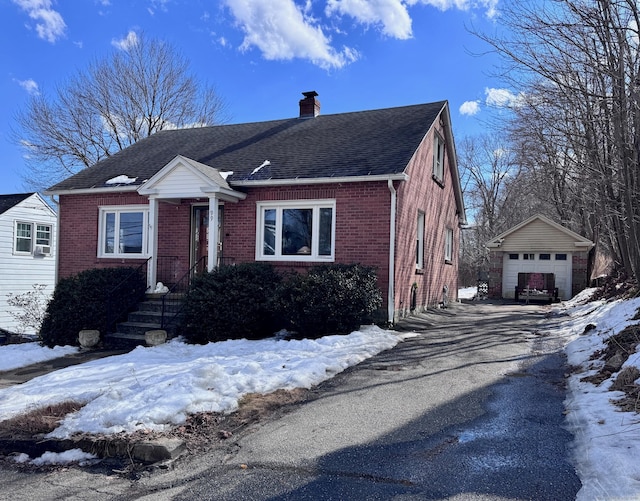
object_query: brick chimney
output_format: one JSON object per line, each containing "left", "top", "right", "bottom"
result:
{"left": 299, "top": 91, "right": 320, "bottom": 118}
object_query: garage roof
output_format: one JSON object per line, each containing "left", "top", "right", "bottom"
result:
{"left": 486, "top": 214, "right": 594, "bottom": 252}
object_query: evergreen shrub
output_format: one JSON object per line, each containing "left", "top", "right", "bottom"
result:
{"left": 40, "top": 267, "right": 146, "bottom": 348}
{"left": 277, "top": 264, "right": 382, "bottom": 338}
{"left": 181, "top": 262, "right": 283, "bottom": 344}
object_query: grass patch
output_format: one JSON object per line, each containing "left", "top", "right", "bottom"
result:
{"left": 0, "top": 401, "right": 84, "bottom": 438}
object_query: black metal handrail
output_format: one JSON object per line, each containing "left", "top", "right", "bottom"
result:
{"left": 105, "top": 257, "right": 151, "bottom": 334}
{"left": 160, "top": 256, "right": 207, "bottom": 330}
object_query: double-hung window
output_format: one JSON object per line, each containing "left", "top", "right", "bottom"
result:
{"left": 416, "top": 211, "right": 425, "bottom": 270}
{"left": 15, "top": 222, "right": 33, "bottom": 253}
{"left": 257, "top": 200, "right": 335, "bottom": 261}
{"left": 14, "top": 221, "right": 52, "bottom": 255}
{"left": 444, "top": 227, "right": 454, "bottom": 263}
{"left": 99, "top": 206, "right": 148, "bottom": 257}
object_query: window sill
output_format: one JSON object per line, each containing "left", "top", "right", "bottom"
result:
{"left": 415, "top": 268, "right": 425, "bottom": 275}
{"left": 444, "top": 259, "right": 453, "bottom": 265}
{"left": 98, "top": 255, "right": 150, "bottom": 260}
{"left": 257, "top": 256, "right": 335, "bottom": 263}
{"left": 432, "top": 175, "right": 445, "bottom": 188}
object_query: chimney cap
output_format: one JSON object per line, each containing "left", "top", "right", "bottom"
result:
{"left": 302, "top": 90, "right": 318, "bottom": 98}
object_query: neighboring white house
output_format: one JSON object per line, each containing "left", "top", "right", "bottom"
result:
{"left": 0, "top": 193, "right": 56, "bottom": 334}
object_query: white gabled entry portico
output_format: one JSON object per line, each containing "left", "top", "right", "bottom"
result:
{"left": 137, "top": 155, "right": 246, "bottom": 290}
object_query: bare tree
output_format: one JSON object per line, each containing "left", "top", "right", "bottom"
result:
{"left": 458, "top": 134, "right": 532, "bottom": 278}
{"left": 475, "top": 0, "right": 640, "bottom": 282}
{"left": 14, "top": 33, "right": 227, "bottom": 191}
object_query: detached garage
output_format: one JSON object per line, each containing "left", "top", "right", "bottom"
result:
{"left": 486, "top": 215, "right": 594, "bottom": 301}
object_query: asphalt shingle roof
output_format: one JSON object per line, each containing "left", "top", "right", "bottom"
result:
{"left": 47, "top": 101, "right": 446, "bottom": 192}
{"left": 0, "top": 193, "right": 34, "bottom": 215}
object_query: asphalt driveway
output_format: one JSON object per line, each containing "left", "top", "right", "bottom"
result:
{"left": 1, "top": 299, "right": 581, "bottom": 500}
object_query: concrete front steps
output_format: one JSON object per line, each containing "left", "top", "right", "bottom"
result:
{"left": 104, "top": 293, "right": 183, "bottom": 349}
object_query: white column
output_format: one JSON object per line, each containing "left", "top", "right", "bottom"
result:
{"left": 208, "top": 196, "right": 219, "bottom": 272}
{"left": 148, "top": 197, "right": 159, "bottom": 290}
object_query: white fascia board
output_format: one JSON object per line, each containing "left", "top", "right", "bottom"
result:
{"left": 231, "top": 173, "right": 409, "bottom": 187}
{"left": 44, "top": 186, "right": 140, "bottom": 196}
{"left": 200, "top": 186, "right": 247, "bottom": 202}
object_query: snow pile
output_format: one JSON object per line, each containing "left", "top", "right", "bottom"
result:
{"left": 0, "top": 326, "right": 405, "bottom": 438}
{"left": 13, "top": 449, "right": 98, "bottom": 467}
{"left": 552, "top": 292, "right": 640, "bottom": 501}
{"left": 105, "top": 175, "right": 137, "bottom": 185}
{"left": 458, "top": 286, "right": 477, "bottom": 300}
{"left": 0, "top": 344, "right": 77, "bottom": 372}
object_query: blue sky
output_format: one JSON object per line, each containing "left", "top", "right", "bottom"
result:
{"left": 1, "top": 0, "right": 518, "bottom": 194}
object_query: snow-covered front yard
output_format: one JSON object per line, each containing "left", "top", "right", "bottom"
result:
{"left": 0, "top": 288, "right": 639, "bottom": 500}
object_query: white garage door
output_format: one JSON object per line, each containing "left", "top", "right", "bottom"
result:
{"left": 502, "top": 252, "right": 572, "bottom": 300}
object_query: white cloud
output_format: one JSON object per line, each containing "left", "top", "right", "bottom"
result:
{"left": 326, "top": 0, "right": 413, "bottom": 39}
{"left": 111, "top": 30, "right": 139, "bottom": 51}
{"left": 223, "top": 0, "right": 359, "bottom": 70}
{"left": 16, "top": 78, "right": 40, "bottom": 95}
{"left": 12, "top": 0, "right": 66, "bottom": 43}
{"left": 408, "top": 0, "right": 498, "bottom": 19}
{"left": 485, "top": 87, "right": 524, "bottom": 108}
{"left": 459, "top": 100, "right": 480, "bottom": 116}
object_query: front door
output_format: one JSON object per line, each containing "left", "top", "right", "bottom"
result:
{"left": 191, "top": 205, "right": 223, "bottom": 273}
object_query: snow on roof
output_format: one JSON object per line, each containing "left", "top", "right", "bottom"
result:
{"left": 106, "top": 175, "right": 138, "bottom": 185}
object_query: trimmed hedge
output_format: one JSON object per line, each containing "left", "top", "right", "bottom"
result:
{"left": 181, "top": 262, "right": 284, "bottom": 344}
{"left": 40, "top": 267, "right": 146, "bottom": 348}
{"left": 277, "top": 264, "right": 382, "bottom": 339}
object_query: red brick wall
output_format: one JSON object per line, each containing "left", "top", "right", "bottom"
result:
{"left": 223, "top": 183, "right": 391, "bottom": 293}
{"left": 57, "top": 193, "right": 149, "bottom": 280}
{"left": 394, "top": 117, "right": 461, "bottom": 317}
{"left": 58, "top": 185, "right": 393, "bottom": 298}
{"left": 488, "top": 251, "right": 503, "bottom": 298}
{"left": 58, "top": 135, "right": 463, "bottom": 322}
{"left": 572, "top": 251, "right": 590, "bottom": 297}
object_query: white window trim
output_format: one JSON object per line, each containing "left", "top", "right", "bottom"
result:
{"left": 444, "top": 227, "right": 454, "bottom": 263}
{"left": 256, "top": 199, "right": 336, "bottom": 262}
{"left": 416, "top": 211, "right": 425, "bottom": 270}
{"left": 14, "top": 220, "right": 53, "bottom": 256}
{"left": 98, "top": 205, "right": 149, "bottom": 258}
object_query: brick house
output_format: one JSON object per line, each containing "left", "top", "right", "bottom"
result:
{"left": 485, "top": 214, "right": 594, "bottom": 301}
{"left": 46, "top": 92, "right": 466, "bottom": 323}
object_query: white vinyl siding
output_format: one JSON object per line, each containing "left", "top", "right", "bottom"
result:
{"left": 0, "top": 194, "right": 56, "bottom": 333}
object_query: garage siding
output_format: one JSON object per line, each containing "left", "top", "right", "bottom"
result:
{"left": 497, "top": 219, "right": 579, "bottom": 252}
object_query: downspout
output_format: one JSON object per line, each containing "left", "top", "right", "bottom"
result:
{"left": 387, "top": 179, "right": 397, "bottom": 324}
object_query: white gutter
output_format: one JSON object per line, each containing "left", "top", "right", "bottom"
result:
{"left": 387, "top": 179, "right": 397, "bottom": 325}
{"left": 232, "top": 173, "right": 409, "bottom": 187}
{"left": 45, "top": 173, "right": 410, "bottom": 196}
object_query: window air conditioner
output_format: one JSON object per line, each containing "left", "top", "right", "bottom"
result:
{"left": 34, "top": 245, "right": 51, "bottom": 255}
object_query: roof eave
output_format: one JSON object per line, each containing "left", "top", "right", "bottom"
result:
{"left": 230, "top": 173, "right": 409, "bottom": 187}
{"left": 45, "top": 185, "right": 140, "bottom": 196}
